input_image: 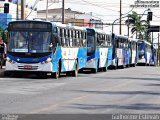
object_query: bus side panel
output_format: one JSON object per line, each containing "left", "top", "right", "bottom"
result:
{"left": 99, "top": 48, "right": 108, "bottom": 68}
{"left": 77, "top": 47, "right": 87, "bottom": 69}
{"left": 124, "top": 48, "right": 129, "bottom": 66}
{"left": 116, "top": 48, "right": 124, "bottom": 66}
{"left": 60, "top": 47, "right": 87, "bottom": 72}
{"left": 60, "top": 48, "right": 76, "bottom": 72}
{"left": 107, "top": 47, "right": 112, "bottom": 67}
{"left": 131, "top": 50, "right": 137, "bottom": 64}
{"left": 52, "top": 47, "right": 62, "bottom": 72}
{"left": 146, "top": 51, "right": 151, "bottom": 64}
{"left": 86, "top": 49, "right": 99, "bottom": 69}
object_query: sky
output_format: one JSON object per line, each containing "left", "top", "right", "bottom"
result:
{"left": 26, "top": 0, "right": 160, "bottom": 43}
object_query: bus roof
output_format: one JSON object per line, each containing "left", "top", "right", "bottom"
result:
{"left": 138, "top": 40, "right": 151, "bottom": 46}
{"left": 128, "top": 37, "right": 138, "bottom": 42}
{"left": 51, "top": 22, "right": 86, "bottom": 31}
{"left": 9, "top": 20, "right": 51, "bottom": 24}
{"left": 86, "top": 27, "right": 111, "bottom": 35}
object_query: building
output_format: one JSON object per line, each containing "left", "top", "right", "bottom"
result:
{"left": 37, "top": 8, "right": 103, "bottom": 29}
{"left": 0, "top": 0, "right": 37, "bottom": 20}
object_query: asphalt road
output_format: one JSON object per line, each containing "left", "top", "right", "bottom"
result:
{"left": 0, "top": 66, "right": 160, "bottom": 115}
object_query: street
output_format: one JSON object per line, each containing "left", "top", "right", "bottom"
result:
{"left": 0, "top": 66, "right": 160, "bottom": 114}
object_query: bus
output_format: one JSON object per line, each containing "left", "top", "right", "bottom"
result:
{"left": 128, "top": 38, "right": 138, "bottom": 67}
{"left": 84, "top": 28, "right": 112, "bottom": 73}
{"left": 137, "top": 40, "right": 152, "bottom": 66}
{"left": 111, "top": 34, "right": 129, "bottom": 69}
{"left": 150, "top": 45, "right": 156, "bottom": 66}
{"left": 5, "top": 20, "right": 87, "bottom": 78}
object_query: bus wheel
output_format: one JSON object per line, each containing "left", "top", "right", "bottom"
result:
{"left": 103, "top": 59, "right": 108, "bottom": 72}
{"left": 92, "top": 60, "right": 99, "bottom": 73}
{"left": 133, "top": 63, "right": 136, "bottom": 67}
{"left": 54, "top": 61, "right": 61, "bottom": 79}
{"left": 72, "top": 60, "right": 78, "bottom": 77}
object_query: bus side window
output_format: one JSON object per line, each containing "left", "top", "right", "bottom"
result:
{"left": 81, "top": 31, "right": 86, "bottom": 47}
{"left": 79, "top": 31, "right": 82, "bottom": 47}
{"left": 83, "top": 32, "right": 86, "bottom": 47}
{"left": 71, "top": 29, "right": 75, "bottom": 46}
{"left": 64, "top": 29, "right": 69, "bottom": 47}
{"left": 105, "top": 35, "right": 108, "bottom": 47}
{"left": 117, "top": 38, "right": 119, "bottom": 48}
{"left": 69, "top": 29, "right": 73, "bottom": 47}
{"left": 97, "top": 34, "right": 101, "bottom": 46}
{"left": 60, "top": 28, "right": 64, "bottom": 46}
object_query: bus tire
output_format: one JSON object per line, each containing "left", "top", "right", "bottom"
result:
{"left": 72, "top": 60, "right": 78, "bottom": 77}
{"left": 103, "top": 59, "right": 108, "bottom": 72}
{"left": 92, "top": 59, "right": 99, "bottom": 73}
{"left": 54, "top": 61, "right": 61, "bottom": 79}
{"left": 133, "top": 63, "right": 136, "bottom": 67}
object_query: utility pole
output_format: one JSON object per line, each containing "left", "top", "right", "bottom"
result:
{"left": 152, "top": 32, "right": 153, "bottom": 44}
{"left": 21, "top": 0, "right": 24, "bottom": 20}
{"left": 119, "top": 0, "right": 122, "bottom": 35}
{"left": 158, "top": 33, "right": 159, "bottom": 66}
{"left": 16, "top": 0, "right": 19, "bottom": 20}
{"left": 62, "top": 0, "right": 65, "bottom": 24}
{"left": 46, "top": 0, "right": 48, "bottom": 21}
{"left": 127, "top": 16, "right": 129, "bottom": 37}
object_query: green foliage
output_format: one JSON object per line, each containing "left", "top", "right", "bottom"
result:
{"left": 0, "top": 27, "right": 3, "bottom": 36}
{"left": 0, "top": 27, "right": 7, "bottom": 43}
{"left": 125, "top": 11, "right": 149, "bottom": 41}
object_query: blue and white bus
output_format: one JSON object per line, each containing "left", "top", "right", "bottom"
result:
{"left": 112, "top": 34, "right": 129, "bottom": 69}
{"left": 150, "top": 45, "right": 156, "bottom": 66}
{"left": 137, "top": 40, "right": 152, "bottom": 66}
{"left": 128, "top": 38, "right": 138, "bottom": 67}
{"left": 85, "top": 28, "right": 112, "bottom": 73}
{"left": 5, "top": 20, "right": 87, "bottom": 78}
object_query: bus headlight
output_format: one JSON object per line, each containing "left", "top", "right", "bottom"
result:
{"left": 6, "top": 57, "right": 16, "bottom": 64}
{"left": 41, "top": 57, "right": 52, "bottom": 64}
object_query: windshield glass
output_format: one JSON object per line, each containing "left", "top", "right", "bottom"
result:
{"left": 8, "top": 31, "right": 51, "bottom": 53}
{"left": 138, "top": 42, "right": 144, "bottom": 51}
{"left": 87, "top": 29, "right": 95, "bottom": 56}
{"left": 87, "top": 35, "right": 95, "bottom": 55}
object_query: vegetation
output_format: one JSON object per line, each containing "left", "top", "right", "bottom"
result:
{"left": 0, "top": 27, "right": 7, "bottom": 43}
{"left": 125, "top": 11, "right": 149, "bottom": 40}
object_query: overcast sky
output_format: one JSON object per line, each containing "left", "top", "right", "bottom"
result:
{"left": 26, "top": 0, "right": 160, "bottom": 43}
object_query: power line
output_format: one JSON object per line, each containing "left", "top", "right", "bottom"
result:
{"left": 80, "top": 0, "right": 119, "bottom": 12}
{"left": 153, "top": 14, "right": 160, "bottom": 18}
{"left": 25, "top": 0, "right": 39, "bottom": 19}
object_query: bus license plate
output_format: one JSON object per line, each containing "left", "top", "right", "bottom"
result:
{"left": 24, "top": 65, "right": 32, "bottom": 69}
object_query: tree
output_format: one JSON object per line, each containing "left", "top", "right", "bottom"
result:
{"left": 0, "top": 27, "right": 7, "bottom": 43}
{"left": 125, "top": 11, "right": 149, "bottom": 40}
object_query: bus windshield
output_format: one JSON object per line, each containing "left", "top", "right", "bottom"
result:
{"left": 138, "top": 42, "right": 144, "bottom": 51}
{"left": 8, "top": 31, "right": 51, "bottom": 53}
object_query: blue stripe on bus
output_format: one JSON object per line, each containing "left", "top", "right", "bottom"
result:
{"left": 6, "top": 53, "right": 51, "bottom": 63}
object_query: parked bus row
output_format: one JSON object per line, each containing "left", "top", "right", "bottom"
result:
{"left": 4, "top": 20, "right": 157, "bottom": 78}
